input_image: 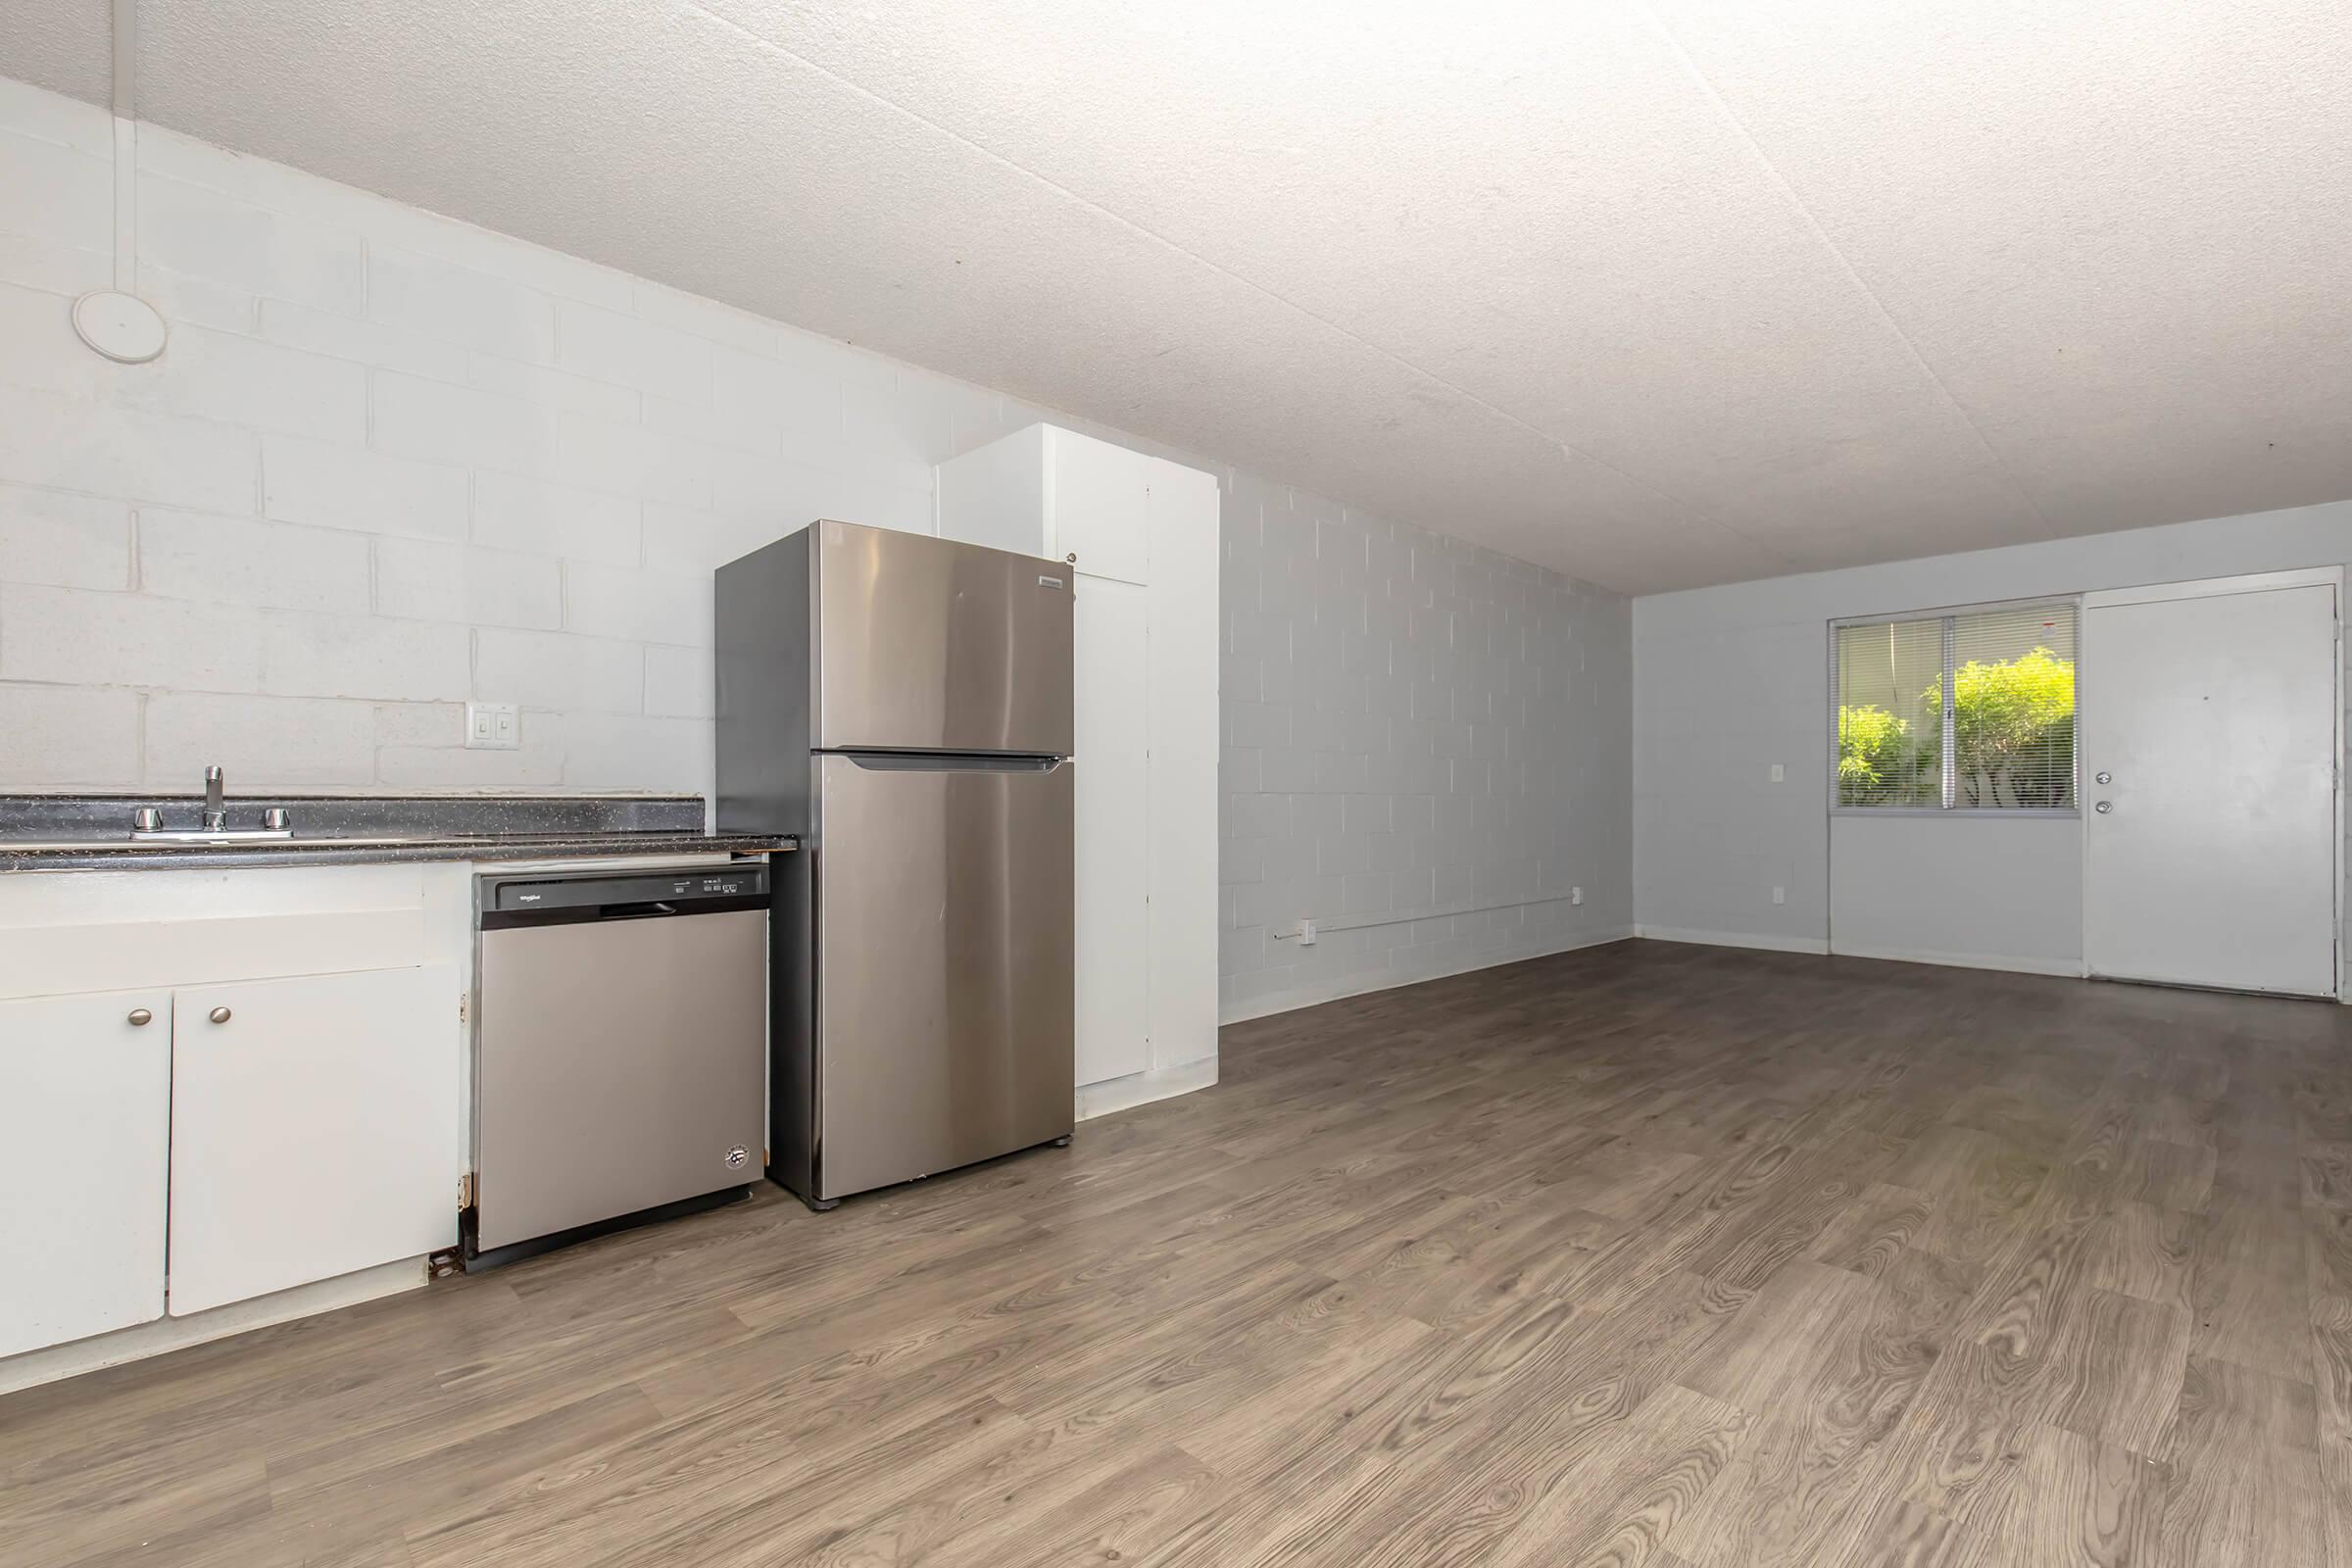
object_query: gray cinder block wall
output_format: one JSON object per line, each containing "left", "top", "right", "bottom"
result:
{"left": 1217, "top": 471, "right": 1634, "bottom": 1021}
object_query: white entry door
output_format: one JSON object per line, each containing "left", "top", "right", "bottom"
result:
{"left": 2082, "top": 575, "right": 2339, "bottom": 996}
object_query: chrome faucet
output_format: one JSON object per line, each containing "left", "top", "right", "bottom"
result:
{"left": 125, "top": 766, "right": 292, "bottom": 843}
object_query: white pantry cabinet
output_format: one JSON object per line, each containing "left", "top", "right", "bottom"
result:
{"left": 0, "top": 989, "right": 172, "bottom": 1358}
{"left": 935, "top": 423, "right": 1152, "bottom": 585}
{"left": 1072, "top": 578, "right": 1152, "bottom": 1084}
{"left": 169, "top": 965, "right": 457, "bottom": 1315}
{"left": 938, "top": 424, "right": 1220, "bottom": 1111}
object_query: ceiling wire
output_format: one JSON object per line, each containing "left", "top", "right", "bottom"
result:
{"left": 110, "top": 0, "right": 137, "bottom": 292}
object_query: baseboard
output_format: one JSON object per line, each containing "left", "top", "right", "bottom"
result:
{"left": 1218, "top": 926, "right": 1638, "bottom": 1026}
{"left": 1633, "top": 924, "right": 1831, "bottom": 956}
{"left": 1831, "top": 942, "right": 2087, "bottom": 979}
{"left": 0, "top": 1256, "right": 428, "bottom": 1396}
{"left": 1076, "top": 1054, "right": 1219, "bottom": 1120}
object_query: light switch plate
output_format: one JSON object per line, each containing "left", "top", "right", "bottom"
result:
{"left": 466, "top": 702, "right": 519, "bottom": 751}
{"left": 1770, "top": 762, "right": 1786, "bottom": 783}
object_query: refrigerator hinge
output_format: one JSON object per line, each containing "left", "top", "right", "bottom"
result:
{"left": 458, "top": 1171, "right": 476, "bottom": 1209}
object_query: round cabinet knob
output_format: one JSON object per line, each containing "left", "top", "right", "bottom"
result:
{"left": 209, "top": 1005, "right": 232, "bottom": 1024}
{"left": 126, "top": 1007, "right": 152, "bottom": 1027}
{"left": 2094, "top": 771, "right": 2113, "bottom": 786}
{"left": 2094, "top": 801, "right": 2113, "bottom": 814}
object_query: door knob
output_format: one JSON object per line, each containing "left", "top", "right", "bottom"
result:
{"left": 209, "top": 1005, "right": 232, "bottom": 1024}
{"left": 2094, "top": 801, "right": 2113, "bottom": 814}
{"left": 126, "top": 1007, "right": 152, "bottom": 1026}
{"left": 2094, "top": 771, "right": 2112, "bottom": 786}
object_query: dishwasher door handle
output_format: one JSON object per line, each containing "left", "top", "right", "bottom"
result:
{"left": 602, "top": 901, "right": 680, "bottom": 919}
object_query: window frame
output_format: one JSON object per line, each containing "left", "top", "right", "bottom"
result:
{"left": 1828, "top": 594, "right": 2083, "bottom": 817}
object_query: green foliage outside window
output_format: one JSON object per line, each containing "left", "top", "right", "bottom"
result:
{"left": 1838, "top": 645, "right": 2076, "bottom": 808}
{"left": 1836, "top": 702, "right": 1933, "bottom": 806}
{"left": 1931, "top": 646, "right": 2076, "bottom": 808}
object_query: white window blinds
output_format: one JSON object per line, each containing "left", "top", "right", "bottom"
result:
{"left": 1835, "top": 601, "right": 2078, "bottom": 811}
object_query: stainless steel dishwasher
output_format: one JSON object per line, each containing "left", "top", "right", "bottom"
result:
{"left": 469, "top": 862, "right": 770, "bottom": 1260}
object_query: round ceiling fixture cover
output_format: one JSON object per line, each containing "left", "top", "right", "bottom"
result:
{"left": 72, "top": 290, "right": 169, "bottom": 364}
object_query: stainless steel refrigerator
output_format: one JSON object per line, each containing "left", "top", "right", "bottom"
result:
{"left": 714, "top": 519, "right": 1075, "bottom": 1208}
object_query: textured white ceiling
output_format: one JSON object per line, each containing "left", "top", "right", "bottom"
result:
{"left": 6, "top": 1, "right": 2350, "bottom": 592}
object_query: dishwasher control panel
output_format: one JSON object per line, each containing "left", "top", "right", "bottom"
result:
{"left": 484, "top": 863, "right": 770, "bottom": 913}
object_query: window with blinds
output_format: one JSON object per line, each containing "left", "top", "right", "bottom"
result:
{"left": 1834, "top": 600, "right": 2078, "bottom": 811}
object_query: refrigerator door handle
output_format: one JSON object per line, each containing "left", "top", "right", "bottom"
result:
{"left": 835, "top": 751, "right": 1067, "bottom": 773}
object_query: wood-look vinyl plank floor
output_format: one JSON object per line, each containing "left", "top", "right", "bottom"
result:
{"left": 7, "top": 939, "right": 2351, "bottom": 1566}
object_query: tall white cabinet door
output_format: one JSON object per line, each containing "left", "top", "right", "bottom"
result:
{"left": 169, "top": 965, "right": 457, "bottom": 1315}
{"left": 0, "top": 990, "right": 171, "bottom": 1357}
{"left": 1048, "top": 429, "right": 1152, "bottom": 585}
{"left": 1145, "top": 464, "right": 1223, "bottom": 1072}
{"left": 1074, "top": 575, "right": 1152, "bottom": 1085}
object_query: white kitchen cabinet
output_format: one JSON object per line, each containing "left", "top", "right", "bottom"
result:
{"left": 1048, "top": 432, "right": 1152, "bottom": 584}
{"left": 935, "top": 424, "right": 1152, "bottom": 584}
{"left": 168, "top": 964, "right": 457, "bottom": 1316}
{"left": 1143, "top": 463, "right": 1223, "bottom": 1077}
{"left": 0, "top": 989, "right": 172, "bottom": 1358}
{"left": 1074, "top": 578, "right": 1152, "bottom": 1085}
{"left": 939, "top": 424, "right": 1220, "bottom": 1108}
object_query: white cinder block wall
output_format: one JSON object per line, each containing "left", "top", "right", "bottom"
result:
{"left": 0, "top": 79, "right": 1633, "bottom": 1019}
{"left": 1218, "top": 474, "right": 1633, "bottom": 1021}
{"left": 0, "top": 80, "right": 994, "bottom": 795}
{"left": 1633, "top": 499, "right": 2352, "bottom": 992}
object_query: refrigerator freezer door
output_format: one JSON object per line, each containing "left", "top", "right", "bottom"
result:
{"left": 813, "top": 519, "right": 1074, "bottom": 755}
{"left": 814, "top": 753, "right": 1075, "bottom": 1199}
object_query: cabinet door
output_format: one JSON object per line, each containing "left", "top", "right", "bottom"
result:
{"left": 936, "top": 423, "right": 1050, "bottom": 558}
{"left": 1074, "top": 575, "right": 1152, "bottom": 1085}
{"left": 1145, "top": 463, "right": 1222, "bottom": 1073}
{"left": 0, "top": 990, "right": 171, "bottom": 1357}
{"left": 169, "top": 965, "right": 456, "bottom": 1315}
{"left": 1048, "top": 429, "right": 1152, "bottom": 585}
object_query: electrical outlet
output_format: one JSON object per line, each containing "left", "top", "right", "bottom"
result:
{"left": 1570, "top": 886, "right": 1584, "bottom": 906}
{"left": 1772, "top": 886, "right": 1787, "bottom": 906}
{"left": 466, "top": 702, "right": 519, "bottom": 751}
{"left": 1298, "top": 918, "right": 1318, "bottom": 946}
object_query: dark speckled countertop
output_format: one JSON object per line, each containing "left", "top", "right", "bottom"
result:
{"left": 0, "top": 793, "right": 794, "bottom": 873}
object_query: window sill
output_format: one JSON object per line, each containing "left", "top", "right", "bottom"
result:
{"left": 1830, "top": 808, "right": 2082, "bottom": 819}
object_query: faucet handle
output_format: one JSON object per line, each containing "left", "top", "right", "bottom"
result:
{"left": 262, "top": 807, "right": 290, "bottom": 831}
{"left": 132, "top": 806, "right": 162, "bottom": 832}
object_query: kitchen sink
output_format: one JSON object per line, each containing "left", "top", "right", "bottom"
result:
{"left": 5, "top": 833, "right": 440, "bottom": 852}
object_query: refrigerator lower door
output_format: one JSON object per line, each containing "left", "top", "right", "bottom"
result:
{"left": 813, "top": 752, "right": 1075, "bottom": 1200}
